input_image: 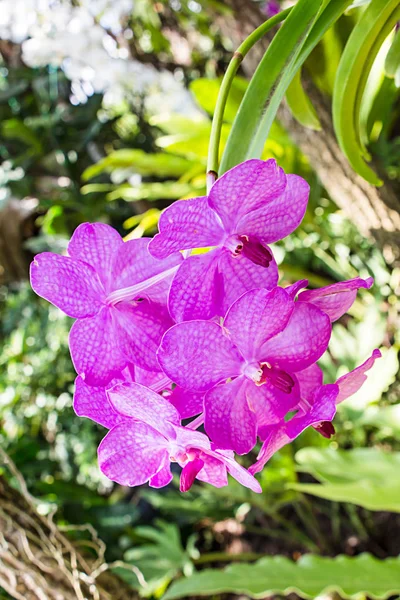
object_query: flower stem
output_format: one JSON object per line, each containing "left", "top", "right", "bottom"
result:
{"left": 186, "top": 414, "right": 205, "bottom": 430}
{"left": 206, "top": 7, "right": 292, "bottom": 188}
{"left": 106, "top": 265, "right": 180, "bottom": 305}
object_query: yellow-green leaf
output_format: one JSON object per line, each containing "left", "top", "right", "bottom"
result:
{"left": 163, "top": 554, "right": 400, "bottom": 600}
{"left": 286, "top": 70, "right": 322, "bottom": 130}
{"left": 333, "top": 0, "right": 400, "bottom": 185}
{"left": 291, "top": 447, "right": 400, "bottom": 512}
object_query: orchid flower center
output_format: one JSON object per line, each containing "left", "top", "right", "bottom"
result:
{"left": 224, "top": 234, "right": 272, "bottom": 268}
{"left": 243, "top": 361, "right": 294, "bottom": 394}
{"left": 259, "top": 363, "right": 295, "bottom": 394}
{"left": 243, "top": 362, "right": 263, "bottom": 383}
{"left": 170, "top": 446, "right": 198, "bottom": 466}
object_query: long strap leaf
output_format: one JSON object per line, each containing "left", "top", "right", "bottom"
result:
{"left": 286, "top": 70, "right": 322, "bottom": 130}
{"left": 385, "top": 28, "right": 400, "bottom": 79}
{"left": 163, "top": 553, "right": 400, "bottom": 600}
{"left": 219, "top": 0, "right": 323, "bottom": 174}
{"left": 219, "top": 0, "right": 353, "bottom": 175}
{"left": 332, "top": 0, "right": 400, "bottom": 185}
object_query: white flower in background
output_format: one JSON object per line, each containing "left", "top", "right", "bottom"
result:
{"left": 0, "top": 0, "right": 199, "bottom": 116}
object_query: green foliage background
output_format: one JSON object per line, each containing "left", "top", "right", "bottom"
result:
{"left": 0, "top": 1, "right": 399, "bottom": 598}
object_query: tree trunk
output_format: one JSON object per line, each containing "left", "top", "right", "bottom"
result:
{"left": 0, "top": 198, "right": 38, "bottom": 285}
{"left": 0, "top": 455, "right": 139, "bottom": 600}
{"left": 221, "top": 0, "right": 400, "bottom": 260}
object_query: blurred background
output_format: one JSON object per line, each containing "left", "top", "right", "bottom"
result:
{"left": 0, "top": 1, "right": 399, "bottom": 598}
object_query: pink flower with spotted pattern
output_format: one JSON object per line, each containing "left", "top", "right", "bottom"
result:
{"left": 30, "top": 223, "right": 182, "bottom": 386}
{"left": 149, "top": 159, "right": 309, "bottom": 321}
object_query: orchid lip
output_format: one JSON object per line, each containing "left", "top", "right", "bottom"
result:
{"left": 240, "top": 235, "right": 273, "bottom": 267}
{"left": 105, "top": 264, "right": 180, "bottom": 305}
{"left": 223, "top": 234, "right": 272, "bottom": 268}
{"left": 314, "top": 421, "right": 336, "bottom": 438}
{"left": 259, "top": 363, "right": 295, "bottom": 393}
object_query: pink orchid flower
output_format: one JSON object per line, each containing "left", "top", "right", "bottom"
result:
{"left": 30, "top": 223, "right": 182, "bottom": 385}
{"left": 98, "top": 383, "right": 261, "bottom": 493}
{"left": 251, "top": 349, "right": 381, "bottom": 473}
{"left": 149, "top": 159, "right": 309, "bottom": 321}
{"left": 158, "top": 287, "right": 331, "bottom": 454}
{"left": 286, "top": 276, "right": 374, "bottom": 321}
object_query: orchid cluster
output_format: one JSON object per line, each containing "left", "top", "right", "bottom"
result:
{"left": 30, "top": 159, "right": 380, "bottom": 494}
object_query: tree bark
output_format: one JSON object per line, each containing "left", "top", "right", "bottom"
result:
{"left": 220, "top": 0, "right": 400, "bottom": 260}
{"left": 0, "top": 198, "right": 39, "bottom": 285}
{"left": 0, "top": 454, "right": 139, "bottom": 600}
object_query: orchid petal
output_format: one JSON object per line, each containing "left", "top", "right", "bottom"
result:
{"left": 204, "top": 377, "right": 257, "bottom": 455}
{"left": 236, "top": 174, "right": 309, "bottom": 244}
{"left": 113, "top": 299, "right": 173, "bottom": 371}
{"left": 69, "top": 307, "right": 126, "bottom": 386}
{"left": 174, "top": 425, "right": 212, "bottom": 452}
{"left": 296, "top": 363, "right": 324, "bottom": 403}
{"left": 158, "top": 320, "right": 244, "bottom": 391}
{"left": 149, "top": 196, "right": 225, "bottom": 258}
{"left": 107, "top": 382, "right": 179, "bottom": 438}
{"left": 196, "top": 455, "right": 228, "bottom": 489}
{"left": 285, "top": 279, "right": 308, "bottom": 300}
{"left": 167, "top": 387, "right": 204, "bottom": 419}
{"left": 217, "top": 249, "right": 279, "bottom": 315}
{"left": 30, "top": 253, "right": 104, "bottom": 318}
{"left": 222, "top": 455, "right": 262, "bottom": 493}
{"left": 68, "top": 222, "right": 123, "bottom": 292}
{"left": 73, "top": 376, "right": 127, "bottom": 429}
{"left": 298, "top": 277, "right": 373, "bottom": 322}
{"left": 250, "top": 426, "right": 290, "bottom": 474}
{"left": 98, "top": 421, "right": 168, "bottom": 487}
{"left": 285, "top": 383, "right": 338, "bottom": 439}
{"left": 224, "top": 287, "right": 294, "bottom": 360}
{"left": 149, "top": 460, "right": 173, "bottom": 488}
{"left": 261, "top": 302, "right": 331, "bottom": 372}
{"left": 168, "top": 250, "right": 223, "bottom": 322}
{"left": 335, "top": 349, "right": 381, "bottom": 403}
{"left": 255, "top": 383, "right": 337, "bottom": 473}
{"left": 208, "top": 159, "right": 286, "bottom": 232}
{"left": 111, "top": 237, "right": 182, "bottom": 302}
{"left": 252, "top": 378, "right": 301, "bottom": 435}
{"left": 135, "top": 367, "right": 171, "bottom": 391}
{"left": 180, "top": 458, "right": 205, "bottom": 491}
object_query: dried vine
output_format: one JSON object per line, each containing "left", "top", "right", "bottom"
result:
{"left": 0, "top": 449, "right": 140, "bottom": 600}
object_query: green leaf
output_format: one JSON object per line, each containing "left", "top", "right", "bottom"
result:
{"left": 286, "top": 70, "right": 322, "bottom": 130}
{"left": 82, "top": 150, "right": 196, "bottom": 181}
{"left": 163, "top": 553, "right": 400, "bottom": 600}
{"left": 1, "top": 118, "right": 43, "bottom": 154}
{"left": 293, "top": 0, "right": 353, "bottom": 74}
{"left": 106, "top": 181, "right": 201, "bottom": 202}
{"left": 385, "top": 28, "right": 400, "bottom": 78}
{"left": 333, "top": 0, "right": 400, "bottom": 185}
{"left": 291, "top": 447, "right": 400, "bottom": 512}
{"left": 117, "top": 521, "right": 194, "bottom": 596}
{"left": 190, "top": 77, "right": 248, "bottom": 123}
{"left": 362, "top": 404, "right": 400, "bottom": 434}
{"left": 305, "top": 26, "right": 343, "bottom": 96}
{"left": 220, "top": 0, "right": 323, "bottom": 173}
